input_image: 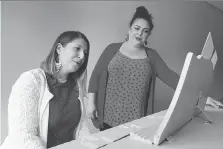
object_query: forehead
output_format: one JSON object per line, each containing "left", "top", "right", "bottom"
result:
{"left": 132, "top": 18, "right": 150, "bottom": 29}
{"left": 67, "top": 38, "right": 87, "bottom": 48}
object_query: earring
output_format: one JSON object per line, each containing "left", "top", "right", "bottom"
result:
{"left": 55, "top": 57, "right": 62, "bottom": 72}
{"left": 144, "top": 41, "right": 148, "bottom": 46}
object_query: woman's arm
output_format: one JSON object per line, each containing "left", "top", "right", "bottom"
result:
{"left": 153, "top": 50, "right": 180, "bottom": 90}
{"left": 1, "top": 71, "right": 46, "bottom": 149}
{"left": 88, "top": 44, "right": 113, "bottom": 93}
{"left": 87, "top": 44, "right": 114, "bottom": 118}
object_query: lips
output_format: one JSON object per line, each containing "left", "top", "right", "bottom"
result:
{"left": 73, "top": 60, "right": 81, "bottom": 66}
{"left": 135, "top": 37, "right": 142, "bottom": 41}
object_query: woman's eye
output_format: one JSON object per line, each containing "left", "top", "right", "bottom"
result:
{"left": 135, "top": 27, "right": 140, "bottom": 30}
{"left": 74, "top": 47, "right": 80, "bottom": 51}
{"left": 144, "top": 30, "right": 149, "bottom": 33}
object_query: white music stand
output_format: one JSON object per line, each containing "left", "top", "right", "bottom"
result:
{"left": 131, "top": 32, "right": 216, "bottom": 146}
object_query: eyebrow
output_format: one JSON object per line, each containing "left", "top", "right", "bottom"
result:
{"left": 73, "top": 45, "right": 84, "bottom": 49}
{"left": 73, "top": 44, "right": 88, "bottom": 51}
{"left": 73, "top": 44, "right": 82, "bottom": 47}
{"left": 134, "top": 25, "right": 149, "bottom": 30}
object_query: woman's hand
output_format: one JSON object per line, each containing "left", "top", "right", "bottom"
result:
{"left": 87, "top": 103, "right": 98, "bottom": 120}
{"left": 87, "top": 93, "right": 98, "bottom": 120}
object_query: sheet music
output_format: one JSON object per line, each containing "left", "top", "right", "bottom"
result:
{"left": 201, "top": 32, "right": 214, "bottom": 59}
{"left": 211, "top": 50, "right": 218, "bottom": 70}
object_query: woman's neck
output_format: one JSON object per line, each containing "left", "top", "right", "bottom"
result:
{"left": 56, "top": 70, "right": 68, "bottom": 83}
{"left": 124, "top": 41, "right": 144, "bottom": 51}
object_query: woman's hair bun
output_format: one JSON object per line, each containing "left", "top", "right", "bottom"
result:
{"left": 135, "top": 6, "right": 148, "bottom": 16}
{"left": 129, "top": 5, "right": 154, "bottom": 33}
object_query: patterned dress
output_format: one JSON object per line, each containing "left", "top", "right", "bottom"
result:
{"left": 104, "top": 50, "right": 152, "bottom": 127}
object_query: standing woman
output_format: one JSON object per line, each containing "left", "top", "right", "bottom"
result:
{"left": 87, "top": 6, "right": 180, "bottom": 130}
{"left": 1, "top": 31, "right": 94, "bottom": 149}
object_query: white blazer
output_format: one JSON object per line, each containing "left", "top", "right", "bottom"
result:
{"left": 1, "top": 68, "right": 94, "bottom": 149}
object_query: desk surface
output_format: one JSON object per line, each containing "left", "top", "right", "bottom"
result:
{"left": 103, "top": 109, "right": 223, "bottom": 149}
{"left": 51, "top": 107, "right": 223, "bottom": 149}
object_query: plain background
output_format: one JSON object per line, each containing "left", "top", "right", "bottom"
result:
{"left": 0, "top": 1, "right": 2, "bottom": 145}
{"left": 1, "top": 1, "right": 223, "bottom": 144}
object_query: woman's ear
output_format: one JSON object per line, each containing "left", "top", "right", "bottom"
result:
{"left": 56, "top": 43, "right": 63, "bottom": 54}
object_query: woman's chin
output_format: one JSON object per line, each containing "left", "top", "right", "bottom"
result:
{"left": 68, "top": 65, "right": 80, "bottom": 73}
{"left": 133, "top": 42, "right": 143, "bottom": 47}
{"left": 130, "top": 39, "right": 142, "bottom": 45}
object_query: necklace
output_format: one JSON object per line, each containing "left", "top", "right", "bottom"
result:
{"left": 57, "top": 78, "right": 67, "bottom": 83}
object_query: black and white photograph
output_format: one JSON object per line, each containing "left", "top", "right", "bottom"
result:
{"left": 1, "top": 1, "right": 223, "bottom": 149}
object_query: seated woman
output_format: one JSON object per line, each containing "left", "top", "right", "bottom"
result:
{"left": 1, "top": 31, "right": 97, "bottom": 149}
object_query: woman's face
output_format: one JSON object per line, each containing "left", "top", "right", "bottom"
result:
{"left": 57, "top": 38, "right": 88, "bottom": 74}
{"left": 128, "top": 18, "right": 150, "bottom": 46}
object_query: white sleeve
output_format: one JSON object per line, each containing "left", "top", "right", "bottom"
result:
{"left": 1, "top": 71, "right": 46, "bottom": 149}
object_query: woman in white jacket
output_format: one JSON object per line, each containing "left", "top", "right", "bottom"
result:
{"left": 1, "top": 31, "right": 97, "bottom": 149}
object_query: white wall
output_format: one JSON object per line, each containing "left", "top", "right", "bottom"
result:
{"left": 0, "top": 1, "right": 2, "bottom": 144}
{"left": 1, "top": 1, "right": 223, "bottom": 143}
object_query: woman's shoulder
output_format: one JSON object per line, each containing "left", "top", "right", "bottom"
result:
{"left": 101, "top": 42, "right": 123, "bottom": 56}
{"left": 105, "top": 42, "right": 122, "bottom": 51}
{"left": 145, "top": 47, "right": 160, "bottom": 58}
{"left": 107, "top": 42, "right": 122, "bottom": 47}
{"left": 145, "top": 46, "right": 156, "bottom": 53}
{"left": 21, "top": 68, "right": 45, "bottom": 79}
{"left": 16, "top": 68, "right": 47, "bottom": 87}
{"left": 96, "top": 42, "right": 122, "bottom": 60}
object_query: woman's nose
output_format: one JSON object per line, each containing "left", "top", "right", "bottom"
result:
{"left": 139, "top": 30, "right": 143, "bottom": 36}
{"left": 78, "top": 51, "right": 84, "bottom": 60}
